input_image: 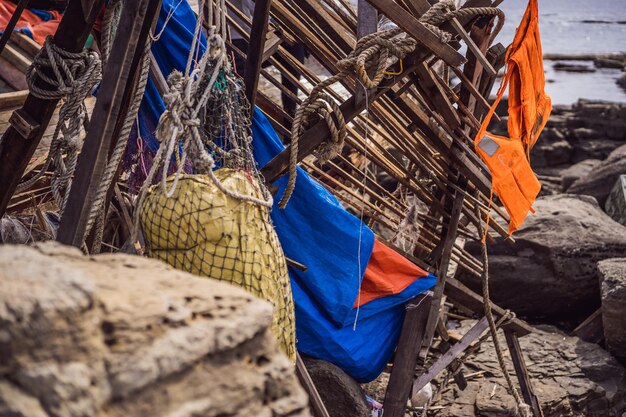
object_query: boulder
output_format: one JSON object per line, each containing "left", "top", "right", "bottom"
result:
{"left": 560, "top": 159, "right": 601, "bottom": 191}
{"left": 605, "top": 175, "right": 626, "bottom": 226}
{"left": 0, "top": 242, "right": 311, "bottom": 417}
{"left": 431, "top": 322, "right": 626, "bottom": 417}
{"left": 594, "top": 58, "right": 625, "bottom": 69}
{"left": 569, "top": 143, "right": 626, "bottom": 206}
{"left": 618, "top": 73, "right": 626, "bottom": 92}
{"left": 459, "top": 194, "right": 626, "bottom": 323}
{"left": 598, "top": 258, "right": 626, "bottom": 365}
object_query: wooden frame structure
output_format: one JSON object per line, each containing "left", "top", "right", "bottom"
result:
{"left": 0, "top": 1, "right": 544, "bottom": 416}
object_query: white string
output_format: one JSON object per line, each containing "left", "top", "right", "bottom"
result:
{"left": 150, "top": 0, "right": 185, "bottom": 42}
{"left": 353, "top": 79, "right": 371, "bottom": 331}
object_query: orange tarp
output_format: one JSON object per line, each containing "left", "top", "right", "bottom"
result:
{"left": 355, "top": 239, "right": 430, "bottom": 308}
{"left": 0, "top": 2, "right": 62, "bottom": 46}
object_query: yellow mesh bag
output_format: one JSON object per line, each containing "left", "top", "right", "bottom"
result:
{"left": 140, "top": 168, "right": 296, "bottom": 361}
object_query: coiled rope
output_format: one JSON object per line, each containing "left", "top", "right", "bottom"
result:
{"left": 18, "top": 37, "right": 102, "bottom": 215}
{"left": 278, "top": 0, "right": 504, "bottom": 208}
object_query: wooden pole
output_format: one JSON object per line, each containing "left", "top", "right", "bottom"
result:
{"left": 243, "top": 0, "right": 273, "bottom": 107}
{"left": 0, "top": 0, "right": 105, "bottom": 218}
{"left": 382, "top": 294, "right": 432, "bottom": 417}
{"left": 504, "top": 330, "right": 544, "bottom": 417}
{"left": 57, "top": 0, "right": 161, "bottom": 247}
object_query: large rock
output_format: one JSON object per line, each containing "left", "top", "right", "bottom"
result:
{"left": 0, "top": 243, "right": 311, "bottom": 417}
{"left": 598, "top": 258, "right": 626, "bottom": 365}
{"left": 431, "top": 322, "right": 626, "bottom": 417}
{"left": 561, "top": 159, "right": 601, "bottom": 191}
{"left": 459, "top": 194, "right": 626, "bottom": 323}
{"left": 569, "top": 144, "right": 626, "bottom": 206}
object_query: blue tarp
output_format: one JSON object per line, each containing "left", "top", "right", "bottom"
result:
{"left": 137, "top": 0, "right": 436, "bottom": 382}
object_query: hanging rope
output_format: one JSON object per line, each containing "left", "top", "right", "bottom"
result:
{"left": 130, "top": 0, "right": 273, "bottom": 250}
{"left": 475, "top": 205, "right": 533, "bottom": 417}
{"left": 278, "top": 0, "right": 505, "bottom": 208}
{"left": 18, "top": 37, "right": 102, "bottom": 215}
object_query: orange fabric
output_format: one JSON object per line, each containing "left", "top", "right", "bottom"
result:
{"left": 474, "top": 0, "right": 551, "bottom": 234}
{"left": 0, "top": 3, "right": 62, "bottom": 45}
{"left": 354, "top": 240, "right": 430, "bottom": 308}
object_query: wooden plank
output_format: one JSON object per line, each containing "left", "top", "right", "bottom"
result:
{"left": 413, "top": 316, "right": 489, "bottom": 392}
{"left": 449, "top": 18, "right": 496, "bottom": 76}
{"left": 504, "top": 330, "right": 544, "bottom": 417}
{"left": 10, "top": 32, "right": 41, "bottom": 57}
{"left": 57, "top": 0, "right": 161, "bottom": 247}
{"left": 0, "top": 0, "right": 31, "bottom": 55}
{"left": 571, "top": 308, "right": 604, "bottom": 345}
{"left": 0, "top": 90, "right": 28, "bottom": 111}
{"left": 445, "top": 277, "right": 533, "bottom": 337}
{"left": 415, "top": 62, "right": 461, "bottom": 129}
{"left": 0, "top": 0, "right": 106, "bottom": 218}
{"left": 422, "top": 189, "right": 464, "bottom": 349}
{"left": 366, "top": 0, "right": 466, "bottom": 68}
{"left": 261, "top": 32, "right": 283, "bottom": 63}
{"left": 383, "top": 294, "right": 432, "bottom": 417}
{"left": 355, "top": 0, "right": 377, "bottom": 107}
{"left": 243, "top": 0, "right": 272, "bottom": 107}
{"left": 0, "top": 56, "right": 27, "bottom": 90}
{"left": 295, "top": 353, "right": 332, "bottom": 417}
{"left": 1, "top": 44, "right": 32, "bottom": 73}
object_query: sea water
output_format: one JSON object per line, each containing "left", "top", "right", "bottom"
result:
{"left": 495, "top": 0, "right": 626, "bottom": 104}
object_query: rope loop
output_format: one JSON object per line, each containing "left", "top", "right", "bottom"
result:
{"left": 279, "top": 0, "right": 504, "bottom": 208}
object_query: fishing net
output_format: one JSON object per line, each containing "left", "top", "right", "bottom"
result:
{"left": 140, "top": 170, "right": 295, "bottom": 360}
{"left": 133, "top": 0, "right": 296, "bottom": 360}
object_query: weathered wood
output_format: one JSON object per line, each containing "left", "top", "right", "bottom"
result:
{"left": 422, "top": 188, "right": 465, "bottom": 349}
{"left": 0, "top": 0, "right": 31, "bottom": 55}
{"left": 261, "top": 32, "right": 283, "bottom": 63}
{"left": 1, "top": 44, "right": 32, "bottom": 74}
{"left": 415, "top": 62, "right": 461, "bottom": 129}
{"left": 0, "top": 55, "right": 28, "bottom": 90}
{"left": 445, "top": 277, "right": 533, "bottom": 337}
{"left": 57, "top": 0, "right": 161, "bottom": 247}
{"left": 413, "top": 316, "right": 489, "bottom": 392}
{"left": 10, "top": 32, "right": 41, "bottom": 57}
{"left": 355, "top": 0, "right": 377, "bottom": 107}
{"left": 365, "top": 0, "right": 466, "bottom": 67}
{"left": 504, "top": 330, "right": 544, "bottom": 417}
{"left": 571, "top": 308, "right": 604, "bottom": 345}
{"left": 383, "top": 294, "right": 432, "bottom": 417}
{"left": 0, "top": 90, "right": 28, "bottom": 111}
{"left": 0, "top": 0, "right": 105, "bottom": 218}
{"left": 449, "top": 17, "right": 496, "bottom": 76}
{"left": 295, "top": 353, "right": 332, "bottom": 417}
{"left": 243, "top": 0, "right": 272, "bottom": 107}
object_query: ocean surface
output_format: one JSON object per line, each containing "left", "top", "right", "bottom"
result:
{"left": 494, "top": 0, "right": 626, "bottom": 104}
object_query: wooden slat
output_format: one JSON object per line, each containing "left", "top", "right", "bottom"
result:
{"left": 413, "top": 316, "right": 490, "bottom": 392}
{"left": 296, "top": 353, "right": 332, "bottom": 417}
{"left": 504, "top": 330, "right": 544, "bottom": 417}
{"left": 243, "top": 0, "right": 273, "bottom": 107}
{"left": 0, "top": 90, "right": 28, "bottom": 111}
{"left": 366, "top": 0, "right": 466, "bottom": 67}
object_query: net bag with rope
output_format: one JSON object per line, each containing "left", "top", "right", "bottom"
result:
{"left": 134, "top": 0, "right": 295, "bottom": 361}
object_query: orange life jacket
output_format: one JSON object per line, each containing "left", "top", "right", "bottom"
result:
{"left": 475, "top": 0, "right": 552, "bottom": 234}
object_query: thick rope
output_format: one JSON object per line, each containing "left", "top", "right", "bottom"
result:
{"left": 18, "top": 37, "right": 102, "bottom": 216}
{"left": 278, "top": 0, "right": 505, "bottom": 208}
{"left": 131, "top": 0, "right": 273, "bottom": 250}
{"left": 476, "top": 206, "right": 533, "bottom": 417}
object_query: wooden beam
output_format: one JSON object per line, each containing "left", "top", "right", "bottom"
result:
{"left": 355, "top": 0, "right": 378, "bottom": 107}
{"left": 383, "top": 294, "right": 432, "bottom": 417}
{"left": 243, "top": 0, "right": 272, "bottom": 107}
{"left": 445, "top": 277, "right": 533, "bottom": 337}
{"left": 0, "top": 0, "right": 106, "bottom": 218}
{"left": 365, "top": 0, "right": 466, "bottom": 67}
{"left": 1, "top": 44, "right": 32, "bottom": 73}
{"left": 296, "top": 353, "right": 332, "bottom": 417}
{"left": 413, "top": 316, "right": 489, "bottom": 392}
{"left": 0, "top": 0, "right": 31, "bottom": 55}
{"left": 261, "top": 32, "right": 283, "bottom": 63}
{"left": 57, "top": 0, "right": 161, "bottom": 247}
{"left": 504, "top": 330, "right": 544, "bottom": 417}
{"left": 0, "top": 90, "right": 28, "bottom": 111}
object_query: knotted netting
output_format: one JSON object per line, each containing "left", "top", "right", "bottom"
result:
{"left": 134, "top": 0, "right": 295, "bottom": 360}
